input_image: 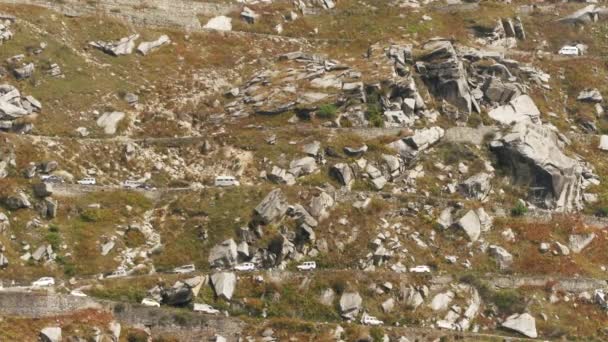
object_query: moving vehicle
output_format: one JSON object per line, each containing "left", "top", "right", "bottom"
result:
{"left": 141, "top": 298, "right": 161, "bottom": 307}
{"left": 361, "top": 314, "right": 384, "bottom": 326}
{"left": 77, "top": 177, "right": 96, "bottom": 185}
{"left": 193, "top": 303, "right": 220, "bottom": 314}
{"left": 172, "top": 264, "right": 196, "bottom": 274}
{"left": 214, "top": 176, "right": 240, "bottom": 187}
{"left": 32, "top": 277, "right": 55, "bottom": 287}
{"left": 122, "top": 180, "right": 142, "bottom": 189}
{"left": 558, "top": 45, "right": 580, "bottom": 56}
{"left": 296, "top": 261, "right": 316, "bottom": 271}
{"left": 234, "top": 262, "right": 255, "bottom": 272}
{"left": 70, "top": 289, "right": 88, "bottom": 297}
{"left": 409, "top": 265, "right": 432, "bottom": 273}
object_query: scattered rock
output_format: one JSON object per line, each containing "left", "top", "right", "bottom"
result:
{"left": 137, "top": 35, "right": 171, "bottom": 55}
{"left": 211, "top": 272, "right": 236, "bottom": 300}
{"left": 501, "top": 313, "right": 537, "bottom": 338}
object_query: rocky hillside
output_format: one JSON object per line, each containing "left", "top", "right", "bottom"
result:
{"left": 2, "top": 0, "right": 608, "bottom": 341}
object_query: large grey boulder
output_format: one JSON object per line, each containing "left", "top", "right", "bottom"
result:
{"left": 5, "top": 192, "right": 30, "bottom": 210}
{"left": 303, "top": 141, "right": 321, "bottom": 156}
{"left": 559, "top": 5, "right": 599, "bottom": 25}
{"left": 456, "top": 210, "right": 481, "bottom": 241}
{"left": 437, "top": 207, "right": 453, "bottom": 229}
{"left": 33, "top": 182, "right": 53, "bottom": 198}
{"left": 40, "top": 327, "right": 62, "bottom": 342}
{"left": 97, "top": 111, "right": 125, "bottom": 135}
{"left": 458, "top": 172, "right": 492, "bottom": 200}
{"left": 162, "top": 284, "right": 193, "bottom": 306}
{"left": 429, "top": 291, "right": 454, "bottom": 312}
{"left": 137, "top": 35, "right": 170, "bottom": 55}
{"left": 309, "top": 192, "right": 334, "bottom": 221}
{"left": 13, "top": 63, "right": 34, "bottom": 80}
{"left": 208, "top": 239, "right": 238, "bottom": 268}
{"left": 501, "top": 313, "right": 537, "bottom": 338}
{"left": 0, "top": 212, "right": 9, "bottom": 232}
{"left": 0, "top": 253, "right": 8, "bottom": 268}
{"left": 488, "top": 245, "right": 513, "bottom": 270}
{"left": 568, "top": 233, "right": 595, "bottom": 253}
{"left": 288, "top": 204, "right": 318, "bottom": 228}
{"left": 577, "top": 88, "right": 603, "bottom": 103}
{"left": 211, "top": 272, "right": 236, "bottom": 300}
{"left": 388, "top": 126, "right": 444, "bottom": 161}
{"left": 401, "top": 285, "right": 424, "bottom": 309}
{"left": 289, "top": 157, "right": 317, "bottom": 176}
{"left": 416, "top": 39, "right": 475, "bottom": 113}
{"left": 488, "top": 94, "right": 540, "bottom": 125}
{"left": 89, "top": 34, "right": 140, "bottom": 56}
{"left": 268, "top": 166, "right": 296, "bottom": 186}
{"left": 254, "top": 189, "right": 289, "bottom": 225}
{"left": 204, "top": 16, "right": 232, "bottom": 31}
{"left": 330, "top": 163, "right": 354, "bottom": 187}
{"left": 339, "top": 292, "right": 362, "bottom": 320}
{"left": 491, "top": 122, "right": 589, "bottom": 212}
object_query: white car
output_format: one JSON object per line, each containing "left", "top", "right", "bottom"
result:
{"left": 296, "top": 261, "right": 317, "bottom": 271}
{"left": 234, "top": 262, "right": 255, "bottom": 272}
{"left": 172, "top": 264, "right": 196, "bottom": 274}
{"left": 32, "top": 277, "right": 55, "bottom": 287}
{"left": 214, "top": 176, "right": 240, "bottom": 187}
{"left": 141, "top": 298, "right": 161, "bottom": 307}
{"left": 77, "top": 177, "right": 96, "bottom": 185}
{"left": 193, "top": 303, "right": 220, "bottom": 314}
{"left": 361, "top": 314, "right": 384, "bottom": 326}
{"left": 409, "top": 265, "right": 432, "bottom": 273}
{"left": 558, "top": 45, "right": 580, "bottom": 56}
{"left": 70, "top": 289, "right": 87, "bottom": 297}
{"left": 122, "top": 180, "right": 142, "bottom": 189}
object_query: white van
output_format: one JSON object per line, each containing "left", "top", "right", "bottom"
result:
{"left": 296, "top": 261, "right": 317, "bottom": 271}
{"left": 77, "top": 177, "right": 96, "bottom": 185}
{"left": 214, "top": 176, "right": 240, "bottom": 187}
{"left": 558, "top": 45, "right": 579, "bottom": 56}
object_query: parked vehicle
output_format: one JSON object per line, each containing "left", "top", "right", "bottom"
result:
{"left": 361, "top": 314, "right": 384, "bottom": 326}
{"left": 296, "top": 261, "right": 317, "bottom": 271}
{"left": 122, "top": 180, "right": 142, "bottom": 189}
{"left": 106, "top": 269, "right": 127, "bottom": 278}
{"left": 193, "top": 303, "right": 220, "bottom": 314}
{"left": 172, "top": 264, "right": 196, "bottom": 274}
{"left": 214, "top": 176, "right": 240, "bottom": 187}
{"left": 77, "top": 177, "right": 96, "bottom": 185}
{"left": 70, "top": 289, "right": 87, "bottom": 297}
{"left": 234, "top": 262, "right": 255, "bottom": 272}
{"left": 141, "top": 298, "right": 160, "bottom": 307}
{"left": 558, "top": 45, "right": 580, "bottom": 56}
{"left": 409, "top": 265, "right": 431, "bottom": 273}
{"left": 32, "top": 277, "right": 55, "bottom": 287}
{"left": 42, "top": 175, "right": 64, "bottom": 184}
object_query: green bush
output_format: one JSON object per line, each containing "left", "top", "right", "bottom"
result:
{"left": 46, "top": 232, "right": 61, "bottom": 250}
{"left": 80, "top": 208, "right": 102, "bottom": 222}
{"left": 493, "top": 290, "right": 526, "bottom": 314}
{"left": 366, "top": 103, "right": 384, "bottom": 128}
{"left": 317, "top": 104, "right": 338, "bottom": 119}
{"left": 370, "top": 327, "right": 384, "bottom": 341}
{"left": 510, "top": 201, "right": 528, "bottom": 217}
